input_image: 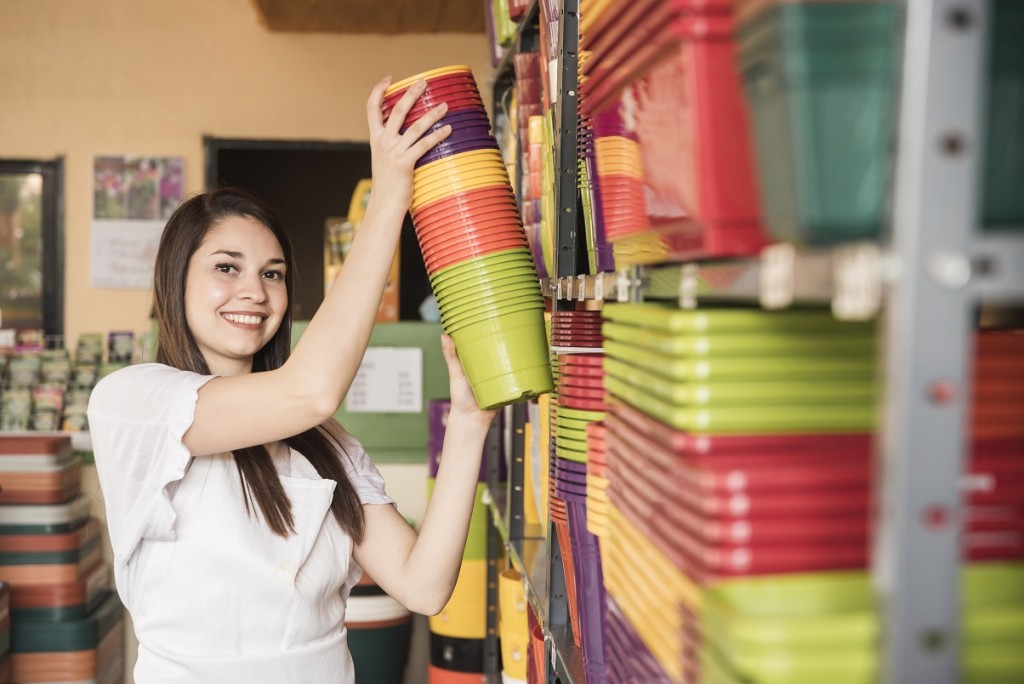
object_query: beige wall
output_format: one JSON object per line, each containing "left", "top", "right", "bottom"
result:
{"left": 0, "top": 0, "right": 492, "bottom": 345}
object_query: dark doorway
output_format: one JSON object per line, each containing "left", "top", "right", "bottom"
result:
{"left": 204, "top": 138, "right": 430, "bottom": 322}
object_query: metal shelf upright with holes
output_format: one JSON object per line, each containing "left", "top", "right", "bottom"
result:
{"left": 874, "top": 2, "right": 1024, "bottom": 682}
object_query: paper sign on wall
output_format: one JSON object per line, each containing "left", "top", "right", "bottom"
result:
{"left": 345, "top": 347, "right": 423, "bottom": 413}
{"left": 90, "top": 155, "right": 185, "bottom": 289}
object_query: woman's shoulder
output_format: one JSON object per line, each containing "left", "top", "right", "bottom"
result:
{"left": 88, "top": 363, "right": 213, "bottom": 419}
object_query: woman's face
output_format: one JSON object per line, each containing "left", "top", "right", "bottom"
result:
{"left": 184, "top": 215, "right": 288, "bottom": 376}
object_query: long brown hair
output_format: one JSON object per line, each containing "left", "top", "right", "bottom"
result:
{"left": 153, "top": 186, "right": 366, "bottom": 542}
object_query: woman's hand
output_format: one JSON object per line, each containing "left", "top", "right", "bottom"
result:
{"left": 440, "top": 334, "right": 499, "bottom": 429}
{"left": 365, "top": 76, "right": 452, "bottom": 215}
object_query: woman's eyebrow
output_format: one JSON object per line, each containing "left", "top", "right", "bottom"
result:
{"left": 208, "top": 250, "right": 284, "bottom": 267}
{"left": 210, "top": 249, "right": 244, "bottom": 259}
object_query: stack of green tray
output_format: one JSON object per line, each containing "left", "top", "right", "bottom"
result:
{"left": 737, "top": 0, "right": 1024, "bottom": 244}
{"left": 698, "top": 563, "right": 1024, "bottom": 683}
{"left": 601, "top": 304, "right": 878, "bottom": 434}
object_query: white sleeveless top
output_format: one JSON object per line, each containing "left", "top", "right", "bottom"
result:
{"left": 88, "top": 364, "right": 394, "bottom": 684}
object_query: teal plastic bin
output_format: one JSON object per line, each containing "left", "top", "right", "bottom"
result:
{"left": 738, "top": 3, "right": 902, "bottom": 244}
{"left": 983, "top": 0, "right": 1024, "bottom": 230}
{"left": 739, "top": 0, "right": 1024, "bottom": 244}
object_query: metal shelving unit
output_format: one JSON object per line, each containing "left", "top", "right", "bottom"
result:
{"left": 487, "top": 1, "right": 1024, "bottom": 683}
{"left": 485, "top": 2, "right": 586, "bottom": 683}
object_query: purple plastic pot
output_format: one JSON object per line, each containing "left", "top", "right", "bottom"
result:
{"left": 567, "top": 500, "right": 608, "bottom": 680}
{"left": 406, "top": 108, "right": 492, "bottom": 135}
{"left": 416, "top": 139, "right": 501, "bottom": 168}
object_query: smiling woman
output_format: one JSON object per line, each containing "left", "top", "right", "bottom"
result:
{"left": 84, "top": 74, "right": 501, "bottom": 684}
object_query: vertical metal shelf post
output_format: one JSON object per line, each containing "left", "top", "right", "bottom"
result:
{"left": 546, "top": 0, "right": 581, "bottom": 680}
{"left": 508, "top": 402, "right": 529, "bottom": 541}
{"left": 553, "top": 0, "right": 581, "bottom": 298}
{"left": 484, "top": 417, "right": 504, "bottom": 678}
{"left": 875, "top": 1, "right": 989, "bottom": 682}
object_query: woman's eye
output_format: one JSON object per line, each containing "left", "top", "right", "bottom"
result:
{"left": 262, "top": 270, "right": 285, "bottom": 281}
{"left": 214, "top": 263, "right": 237, "bottom": 274}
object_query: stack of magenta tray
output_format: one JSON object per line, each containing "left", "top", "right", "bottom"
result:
{"left": 547, "top": 308, "right": 611, "bottom": 683}
{"left": 597, "top": 303, "right": 1024, "bottom": 683}
{"left": 0, "top": 435, "right": 125, "bottom": 684}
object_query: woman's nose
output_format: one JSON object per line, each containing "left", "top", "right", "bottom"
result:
{"left": 237, "top": 272, "right": 268, "bottom": 302}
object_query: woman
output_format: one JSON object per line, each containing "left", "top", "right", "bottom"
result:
{"left": 87, "top": 77, "right": 497, "bottom": 683}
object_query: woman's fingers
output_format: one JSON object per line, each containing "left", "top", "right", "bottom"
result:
{"left": 384, "top": 80, "right": 427, "bottom": 136}
{"left": 366, "top": 76, "right": 391, "bottom": 137}
{"left": 401, "top": 101, "right": 449, "bottom": 142}
{"left": 408, "top": 125, "right": 453, "bottom": 161}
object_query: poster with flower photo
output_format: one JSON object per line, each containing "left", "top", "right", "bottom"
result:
{"left": 90, "top": 155, "right": 185, "bottom": 288}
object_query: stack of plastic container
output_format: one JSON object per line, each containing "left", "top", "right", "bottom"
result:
{"left": 498, "top": 568, "right": 529, "bottom": 683}
{"left": 526, "top": 605, "right": 545, "bottom": 684}
{"left": 426, "top": 400, "right": 500, "bottom": 684}
{"left": 735, "top": 0, "right": 1024, "bottom": 244}
{"left": 598, "top": 303, "right": 878, "bottom": 682}
{"left": 576, "top": 0, "right": 768, "bottom": 264}
{"left": 0, "top": 435, "right": 124, "bottom": 684}
{"left": 385, "top": 66, "right": 553, "bottom": 410}
{"left": 513, "top": 50, "right": 546, "bottom": 278}
{"left": 575, "top": 46, "right": 615, "bottom": 274}
{"left": 597, "top": 304, "right": 1024, "bottom": 682}
{"left": 548, "top": 309, "right": 610, "bottom": 682}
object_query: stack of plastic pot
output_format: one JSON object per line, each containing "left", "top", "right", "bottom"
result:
{"left": 384, "top": 66, "right": 553, "bottom": 410}
{"left": 735, "top": 0, "right": 1024, "bottom": 244}
{"left": 577, "top": 0, "right": 768, "bottom": 264}
{"left": 498, "top": 568, "right": 528, "bottom": 683}
{"left": 548, "top": 308, "right": 610, "bottom": 682}
{"left": 0, "top": 435, "right": 125, "bottom": 684}
{"left": 576, "top": 47, "right": 615, "bottom": 274}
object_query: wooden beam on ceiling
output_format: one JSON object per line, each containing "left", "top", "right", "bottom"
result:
{"left": 251, "top": 0, "right": 486, "bottom": 34}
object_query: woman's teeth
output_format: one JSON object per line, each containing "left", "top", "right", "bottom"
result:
{"left": 224, "top": 314, "right": 262, "bottom": 325}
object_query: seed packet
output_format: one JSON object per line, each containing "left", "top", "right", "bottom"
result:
{"left": 1, "top": 388, "right": 31, "bottom": 431}
{"left": 15, "top": 329, "right": 45, "bottom": 353}
{"left": 32, "top": 384, "right": 66, "bottom": 413}
{"left": 76, "top": 333, "right": 104, "bottom": 365}
{"left": 31, "top": 409, "right": 60, "bottom": 432}
{"left": 42, "top": 358, "right": 72, "bottom": 385}
{"left": 7, "top": 357, "right": 41, "bottom": 388}
{"left": 108, "top": 331, "right": 135, "bottom": 363}
{"left": 71, "top": 364, "right": 99, "bottom": 388}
